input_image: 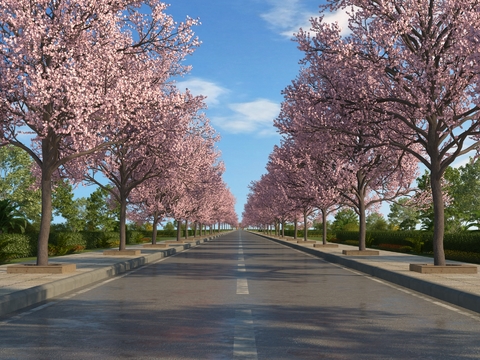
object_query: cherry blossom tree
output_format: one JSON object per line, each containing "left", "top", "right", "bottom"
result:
{"left": 0, "top": 0, "right": 199, "bottom": 265}
{"left": 77, "top": 89, "right": 206, "bottom": 250}
{"left": 276, "top": 72, "right": 418, "bottom": 251}
{"left": 293, "top": 0, "right": 480, "bottom": 264}
{"left": 268, "top": 140, "right": 341, "bottom": 244}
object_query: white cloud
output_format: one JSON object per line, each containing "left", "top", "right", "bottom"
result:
{"left": 261, "top": 1, "right": 352, "bottom": 38}
{"left": 176, "top": 78, "right": 228, "bottom": 106}
{"left": 212, "top": 99, "right": 280, "bottom": 135}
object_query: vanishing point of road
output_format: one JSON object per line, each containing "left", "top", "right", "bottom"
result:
{"left": 1, "top": 230, "right": 480, "bottom": 359}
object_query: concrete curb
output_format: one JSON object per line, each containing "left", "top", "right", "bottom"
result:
{"left": 256, "top": 233, "right": 480, "bottom": 314}
{"left": 0, "top": 235, "right": 225, "bottom": 317}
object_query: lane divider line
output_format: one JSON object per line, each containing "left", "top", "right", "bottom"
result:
{"left": 236, "top": 279, "right": 249, "bottom": 294}
{"left": 234, "top": 309, "right": 258, "bottom": 360}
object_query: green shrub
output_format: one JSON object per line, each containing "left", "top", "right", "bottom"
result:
{"left": 405, "top": 236, "right": 424, "bottom": 253}
{"left": 400, "top": 246, "right": 413, "bottom": 253}
{"left": 81, "top": 231, "right": 103, "bottom": 249}
{"left": 48, "top": 232, "right": 86, "bottom": 256}
{"left": 344, "top": 240, "right": 359, "bottom": 246}
{"left": 127, "top": 231, "right": 144, "bottom": 244}
{"left": 443, "top": 233, "right": 480, "bottom": 253}
{"left": 0, "top": 234, "right": 34, "bottom": 262}
{"left": 443, "top": 250, "right": 480, "bottom": 264}
{"left": 337, "top": 231, "right": 433, "bottom": 248}
{"left": 98, "top": 232, "right": 120, "bottom": 248}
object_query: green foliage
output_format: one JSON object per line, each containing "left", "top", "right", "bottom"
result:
{"left": 85, "top": 186, "right": 118, "bottom": 231}
{"left": 337, "top": 230, "right": 480, "bottom": 254}
{"left": 388, "top": 197, "right": 420, "bottom": 231}
{"left": 366, "top": 213, "right": 389, "bottom": 231}
{"left": 48, "top": 232, "right": 86, "bottom": 256}
{"left": 445, "top": 158, "right": 480, "bottom": 230}
{"left": 97, "top": 232, "right": 121, "bottom": 248}
{"left": 332, "top": 208, "right": 359, "bottom": 233}
{"left": 344, "top": 240, "right": 359, "bottom": 246}
{"left": 52, "top": 179, "right": 87, "bottom": 232}
{"left": 442, "top": 250, "right": 480, "bottom": 264}
{"left": 365, "top": 233, "right": 375, "bottom": 247}
{"left": 0, "top": 145, "right": 41, "bottom": 225}
{"left": 81, "top": 231, "right": 104, "bottom": 249}
{"left": 0, "top": 234, "right": 34, "bottom": 262}
{"left": 0, "top": 236, "right": 15, "bottom": 263}
{"left": 162, "top": 221, "right": 175, "bottom": 236}
{"left": 127, "top": 230, "right": 146, "bottom": 244}
{"left": 0, "top": 199, "right": 27, "bottom": 234}
{"left": 405, "top": 236, "right": 424, "bottom": 253}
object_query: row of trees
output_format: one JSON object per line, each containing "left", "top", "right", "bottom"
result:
{"left": 0, "top": 0, "right": 237, "bottom": 266}
{"left": 243, "top": 0, "right": 480, "bottom": 266}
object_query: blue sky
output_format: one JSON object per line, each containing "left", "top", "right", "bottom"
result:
{"left": 166, "top": 0, "right": 350, "bottom": 220}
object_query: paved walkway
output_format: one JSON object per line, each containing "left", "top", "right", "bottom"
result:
{"left": 0, "top": 235, "right": 221, "bottom": 317}
{"left": 1, "top": 231, "right": 480, "bottom": 318}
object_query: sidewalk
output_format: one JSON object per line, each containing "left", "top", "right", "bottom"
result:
{"left": 0, "top": 235, "right": 221, "bottom": 317}
{"left": 257, "top": 233, "right": 480, "bottom": 314}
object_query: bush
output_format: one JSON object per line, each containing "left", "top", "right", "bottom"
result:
{"left": 127, "top": 230, "right": 145, "bottom": 244}
{"left": 336, "top": 231, "right": 434, "bottom": 249}
{"left": 81, "top": 231, "right": 103, "bottom": 249}
{"left": 98, "top": 232, "right": 120, "bottom": 248}
{"left": 48, "top": 232, "right": 86, "bottom": 256}
{"left": 344, "top": 240, "right": 359, "bottom": 246}
{"left": 0, "top": 234, "right": 35, "bottom": 262}
{"left": 0, "top": 234, "right": 33, "bottom": 262}
{"left": 443, "top": 250, "right": 480, "bottom": 264}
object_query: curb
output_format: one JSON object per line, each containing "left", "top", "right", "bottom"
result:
{"left": 0, "top": 235, "right": 224, "bottom": 317}
{"left": 256, "top": 233, "right": 480, "bottom": 314}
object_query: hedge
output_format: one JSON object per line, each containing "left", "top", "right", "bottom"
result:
{"left": 336, "top": 230, "right": 480, "bottom": 253}
{"left": 0, "top": 234, "right": 33, "bottom": 261}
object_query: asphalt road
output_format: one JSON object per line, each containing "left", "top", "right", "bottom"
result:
{"left": 1, "top": 230, "right": 480, "bottom": 359}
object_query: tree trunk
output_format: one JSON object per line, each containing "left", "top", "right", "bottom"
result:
{"left": 185, "top": 219, "right": 189, "bottom": 239}
{"left": 322, "top": 208, "right": 327, "bottom": 245}
{"left": 151, "top": 211, "right": 159, "bottom": 245}
{"left": 281, "top": 221, "right": 285, "bottom": 237}
{"left": 358, "top": 197, "right": 366, "bottom": 251}
{"left": 176, "top": 219, "right": 181, "bottom": 241}
{"left": 194, "top": 222, "right": 197, "bottom": 238}
{"left": 431, "top": 168, "right": 446, "bottom": 266}
{"left": 294, "top": 218, "right": 297, "bottom": 239}
{"left": 119, "top": 196, "right": 127, "bottom": 251}
{"left": 303, "top": 210, "right": 308, "bottom": 241}
{"left": 37, "top": 168, "right": 53, "bottom": 266}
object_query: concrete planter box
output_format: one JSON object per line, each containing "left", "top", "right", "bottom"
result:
{"left": 7, "top": 263, "right": 76, "bottom": 274}
{"left": 342, "top": 250, "right": 380, "bottom": 256}
{"left": 314, "top": 244, "right": 339, "bottom": 248}
{"left": 297, "top": 240, "right": 316, "bottom": 244}
{"left": 103, "top": 250, "right": 141, "bottom": 256}
{"left": 143, "top": 244, "right": 168, "bottom": 248}
{"left": 410, "top": 263, "right": 478, "bottom": 274}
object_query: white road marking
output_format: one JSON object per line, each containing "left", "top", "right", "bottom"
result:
{"left": 238, "top": 256, "right": 245, "bottom": 261}
{"left": 239, "top": 250, "right": 244, "bottom": 254}
{"left": 238, "top": 264, "right": 246, "bottom": 272}
{"left": 234, "top": 309, "right": 258, "bottom": 359}
{"left": 237, "top": 279, "right": 249, "bottom": 294}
